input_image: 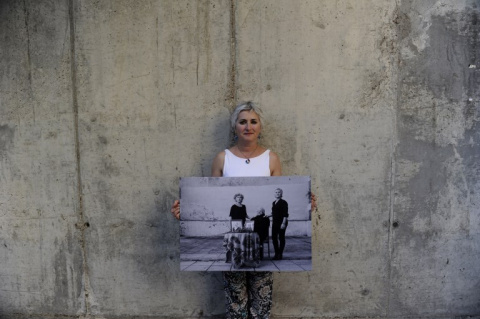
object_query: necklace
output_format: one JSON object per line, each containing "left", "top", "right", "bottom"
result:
{"left": 237, "top": 145, "right": 258, "bottom": 164}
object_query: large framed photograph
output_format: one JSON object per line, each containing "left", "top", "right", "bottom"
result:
{"left": 179, "top": 176, "right": 312, "bottom": 272}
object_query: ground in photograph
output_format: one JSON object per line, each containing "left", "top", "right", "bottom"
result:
{"left": 180, "top": 236, "right": 311, "bottom": 271}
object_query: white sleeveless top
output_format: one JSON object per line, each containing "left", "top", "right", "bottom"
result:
{"left": 223, "top": 149, "right": 271, "bottom": 177}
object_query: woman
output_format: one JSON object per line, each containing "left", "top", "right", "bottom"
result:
{"left": 172, "top": 101, "right": 315, "bottom": 318}
{"left": 230, "top": 193, "right": 249, "bottom": 227}
{"left": 173, "top": 101, "right": 278, "bottom": 318}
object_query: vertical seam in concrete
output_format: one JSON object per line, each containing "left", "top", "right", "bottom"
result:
{"left": 386, "top": 148, "right": 396, "bottom": 319}
{"left": 386, "top": 1, "right": 401, "bottom": 317}
{"left": 227, "top": 0, "right": 237, "bottom": 108}
{"left": 68, "top": 0, "right": 91, "bottom": 315}
{"left": 195, "top": 1, "right": 206, "bottom": 88}
{"left": 22, "top": 0, "right": 35, "bottom": 123}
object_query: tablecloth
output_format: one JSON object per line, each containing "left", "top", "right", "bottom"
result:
{"left": 223, "top": 232, "right": 261, "bottom": 269}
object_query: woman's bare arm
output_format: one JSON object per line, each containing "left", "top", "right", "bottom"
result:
{"left": 211, "top": 150, "right": 225, "bottom": 177}
{"left": 269, "top": 151, "right": 282, "bottom": 176}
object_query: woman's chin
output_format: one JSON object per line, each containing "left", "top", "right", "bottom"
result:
{"left": 239, "top": 134, "right": 258, "bottom": 142}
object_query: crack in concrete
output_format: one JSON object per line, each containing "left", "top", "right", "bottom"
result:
{"left": 68, "top": 0, "right": 92, "bottom": 316}
{"left": 386, "top": 2, "right": 402, "bottom": 317}
{"left": 227, "top": 0, "right": 237, "bottom": 110}
{"left": 22, "top": 0, "right": 32, "bottom": 88}
{"left": 22, "top": 0, "right": 35, "bottom": 124}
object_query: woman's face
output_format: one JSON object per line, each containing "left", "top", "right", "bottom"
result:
{"left": 275, "top": 189, "right": 282, "bottom": 199}
{"left": 235, "top": 195, "right": 243, "bottom": 204}
{"left": 235, "top": 110, "right": 261, "bottom": 142}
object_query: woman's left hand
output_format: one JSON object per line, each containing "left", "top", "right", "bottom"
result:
{"left": 171, "top": 200, "right": 181, "bottom": 220}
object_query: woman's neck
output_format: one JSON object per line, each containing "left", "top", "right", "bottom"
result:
{"left": 236, "top": 141, "right": 258, "bottom": 152}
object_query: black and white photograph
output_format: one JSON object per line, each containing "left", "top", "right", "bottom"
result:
{"left": 180, "top": 176, "right": 312, "bottom": 272}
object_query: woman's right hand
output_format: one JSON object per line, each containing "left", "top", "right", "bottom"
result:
{"left": 171, "top": 200, "right": 180, "bottom": 220}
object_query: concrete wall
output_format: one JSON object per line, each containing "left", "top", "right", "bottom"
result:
{"left": 0, "top": 0, "right": 478, "bottom": 318}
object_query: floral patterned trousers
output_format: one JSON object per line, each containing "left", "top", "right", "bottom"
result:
{"left": 223, "top": 271, "right": 273, "bottom": 319}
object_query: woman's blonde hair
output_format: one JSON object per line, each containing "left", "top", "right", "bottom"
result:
{"left": 233, "top": 193, "right": 244, "bottom": 200}
{"left": 230, "top": 101, "right": 263, "bottom": 133}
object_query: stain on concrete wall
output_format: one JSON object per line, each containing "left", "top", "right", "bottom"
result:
{"left": 0, "top": 0, "right": 479, "bottom": 318}
{"left": 0, "top": 124, "right": 15, "bottom": 157}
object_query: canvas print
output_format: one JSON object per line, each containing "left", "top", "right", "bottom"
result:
{"left": 180, "top": 176, "right": 312, "bottom": 272}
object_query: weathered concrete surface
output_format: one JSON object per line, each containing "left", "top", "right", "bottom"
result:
{"left": 72, "top": 0, "right": 231, "bottom": 317}
{"left": 0, "top": 0, "right": 479, "bottom": 318}
{"left": 236, "top": 1, "right": 398, "bottom": 317}
{"left": 0, "top": 0, "right": 84, "bottom": 316}
{"left": 391, "top": 1, "right": 480, "bottom": 316}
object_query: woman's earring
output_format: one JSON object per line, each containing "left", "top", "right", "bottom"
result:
{"left": 258, "top": 133, "right": 262, "bottom": 139}
{"left": 233, "top": 135, "right": 238, "bottom": 142}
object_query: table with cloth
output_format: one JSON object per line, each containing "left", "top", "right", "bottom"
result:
{"left": 223, "top": 232, "right": 261, "bottom": 269}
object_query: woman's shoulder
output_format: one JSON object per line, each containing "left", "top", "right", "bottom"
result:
{"left": 268, "top": 150, "right": 282, "bottom": 176}
{"left": 211, "top": 150, "right": 226, "bottom": 177}
{"left": 268, "top": 150, "right": 279, "bottom": 160}
{"left": 215, "top": 150, "right": 226, "bottom": 159}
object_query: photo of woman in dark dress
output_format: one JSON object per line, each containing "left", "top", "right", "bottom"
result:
{"left": 229, "top": 193, "right": 249, "bottom": 226}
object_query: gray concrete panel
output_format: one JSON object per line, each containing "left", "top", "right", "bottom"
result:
{"left": 390, "top": 1, "right": 480, "bottom": 316}
{"left": 72, "top": 0, "right": 231, "bottom": 317}
{"left": 236, "top": 1, "right": 397, "bottom": 317}
{"left": 0, "top": 0, "right": 84, "bottom": 316}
